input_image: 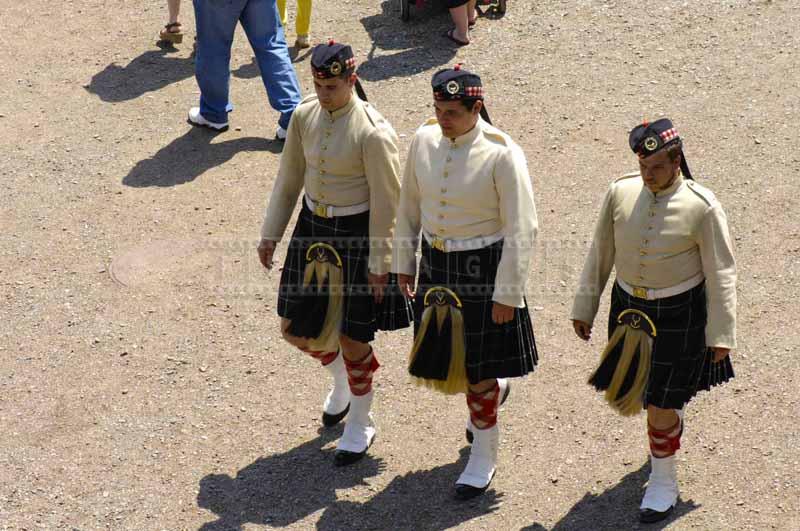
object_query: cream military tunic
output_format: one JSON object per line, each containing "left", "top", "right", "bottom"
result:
{"left": 571, "top": 173, "right": 737, "bottom": 349}
{"left": 392, "top": 117, "right": 538, "bottom": 308}
{"left": 260, "top": 94, "right": 401, "bottom": 275}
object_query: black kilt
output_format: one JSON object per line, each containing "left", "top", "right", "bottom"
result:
{"left": 277, "top": 200, "right": 412, "bottom": 343}
{"left": 412, "top": 239, "right": 538, "bottom": 384}
{"left": 596, "top": 280, "right": 734, "bottom": 410}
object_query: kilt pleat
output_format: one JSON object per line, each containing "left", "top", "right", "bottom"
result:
{"left": 412, "top": 239, "right": 538, "bottom": 385}
{"left": 277, "top": 200, "right": 412, "bottom": 344}
{"left": 597, "top": 281, "right": 734, "bottom": 410}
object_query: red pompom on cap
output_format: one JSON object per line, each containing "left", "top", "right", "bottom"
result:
{"left": 454, "top": 63, "right": 462, "bottom": 71}
{"left": 328, "top": 39, "right": 335, "bottom": 46}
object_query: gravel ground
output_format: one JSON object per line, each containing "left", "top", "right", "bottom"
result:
{"left": 1, "top": 0, "right": 799, "bottom": 529}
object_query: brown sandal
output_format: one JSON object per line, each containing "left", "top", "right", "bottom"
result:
{"left": 159, "top": 22, "right": 183, "bottom": 44}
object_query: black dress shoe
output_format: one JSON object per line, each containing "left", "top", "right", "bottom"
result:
{"left": 333, "top": 434, "right": 375, "bottom": 467}
{"left": 322, "top": 404, "right": 349, "bottom": 427}
{"left": 639, "top": 505, "right": 675, "bottom": 524}
{"left": 466, "top": 382, "right": 512, "bottom": 444}
{"left": 455, "top": 471, "right": 495, "bottom": 501}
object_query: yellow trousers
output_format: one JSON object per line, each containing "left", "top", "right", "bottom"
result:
{"left": 277, "top": 0, "right": 312, "bottom": 36}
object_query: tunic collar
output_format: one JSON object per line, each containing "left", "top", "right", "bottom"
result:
{"left": 447, "top": 118, "right": 483, "bottom": 147}
{"left": 647, "top": 173, "right": 685, "bottom": 198}
{"left": 326, "top": 95, "right": 358, "bottom": 122}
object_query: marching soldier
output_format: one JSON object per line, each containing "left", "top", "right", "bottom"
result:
{"left": 393, "top": 65, "right": 539, "bottom": 500}
{"left": 257, "top": 41, "right": 410, "bottom": 466}
{"left": 572, "top": 118, "right": 737, "bottom": 523}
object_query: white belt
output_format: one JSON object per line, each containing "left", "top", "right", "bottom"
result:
{"left": 422, "top": 229, "right": 504, "bottom": 253}
{"left": 618, "top": 272, "right": 705, "bottom": 300}
{"left": 305, "top": 195, "right": 369, "bottom": 218}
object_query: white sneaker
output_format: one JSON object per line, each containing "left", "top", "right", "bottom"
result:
{"left": 275, "top": 125, "right": 288, "bottom": 141}
{"left": 188, "top": 107, "right": 228, "bottom": 131}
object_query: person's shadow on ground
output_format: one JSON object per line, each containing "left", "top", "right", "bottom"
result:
{"left": 122, "top": 127, "right": 282, "bottom": 188}
{"left": 86, "top": 43, "right": 299, "bottom": 102}
{"left": 357, "top": 1, "right": 458, "bottom": 82}
{"left": 85, "top": 45, "right": 195, "bottom": 103}
{"left": 196, "top": 428, "right": 386, "bottom": 530}
{"left": 231, "top": 45, "right": 312, "bottom": 82}
{"left": 521, "top": 463, "right": 699, "bottom": 531}
{"left": 315, "top": 446, "right": 501, "bottom": 530}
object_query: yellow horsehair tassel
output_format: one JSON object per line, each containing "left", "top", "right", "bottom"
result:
{"left": 304, "top": 243, "right": 344, "bottom": 353}
{"left": 589, "top": 309, "right": 657, "bottom": 416}
{"left": 408, "top": 287, "right": 468, "bottom": 395}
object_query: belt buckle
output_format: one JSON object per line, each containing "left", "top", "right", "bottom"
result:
{"left": 314, "top": 203, "right": 330, "bottom": 218}
{"left": 431, "top": 237, "right": 446, "bottom": 252}
{"left": 632, "top": 286, "right": 649, "bottom": 299}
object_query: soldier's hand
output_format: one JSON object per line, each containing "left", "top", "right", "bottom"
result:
{"left": 492, "top": 302, "right": 515, "bottom": 325}
{"left": 573, "top": 320, "right": 592, "bottom": 341}
{"left": 257, "top": 239, "right": 277, "bottom": 270}
{"left": 711, "top": 347, "right": 730, "bottom": 362}
{"left": 368, "top": 272, "right": 389, "bottom": 304}
{"left": 397, "top": 273, "right": 416, "bottom": 299}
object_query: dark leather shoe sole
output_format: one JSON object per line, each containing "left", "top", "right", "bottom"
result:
{"left": 333, "top": 434, "right": 375, "bottom": 467}
{"left": 455, "top": 471, "right": 495, "bottom": 501}
{"left": 322, "top": 403, "right": 350, "bottom": 427}
{"left": 639, "top": 505, "right": 675, "bottom": 523}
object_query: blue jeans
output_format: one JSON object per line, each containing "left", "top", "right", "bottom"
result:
{"left": 193, "top": 0, "right": 302, "bottom": 128}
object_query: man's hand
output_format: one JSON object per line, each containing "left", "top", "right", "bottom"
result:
{"left": 257, "top": 239, "right": 277, "bottom": 270}
{"left": 492, "top": 302, "right": 515, "bottom": 325}
{"left": 368, "top": 273, "right": 389, "bottom": 304}
{"left": 397, "top": 273, "right": 416, "bottom": 299}
{"left": 711, "top": 347, "right": 731, "bottom": 362}
{"left": 573, "top": 319, "right": 592, "bottom": 341}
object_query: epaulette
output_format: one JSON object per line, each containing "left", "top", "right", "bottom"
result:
{"left": 482, "top": 124, "right": 509, "bottom": 147}
{"left": 615, "top": 172, "right": 641, "bottom": 182}
{"left": 360, "top": 101, "right": 385, "bottom": 129}
{"left": 686, "top": 180, "right": 717, "bottom": 207}
{"left": 423, "top": 117, "right": 438, "bottom": 126}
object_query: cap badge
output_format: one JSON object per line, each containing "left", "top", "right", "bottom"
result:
{"left": 329, "top": 61, "right": 342, "bottom": 76}
{"left": 446, "top": 80, "right": 460, "bottom": 95}
{"left": 644, "top": 136, "right": 659, "bottom": 151}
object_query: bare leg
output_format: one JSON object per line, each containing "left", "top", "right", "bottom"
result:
{"left": 280, "top": 317, "right": 310, "bottom": 350}
{"left": 647, "top": 405, "right": 679, "bottom": 431}
{"left": 338, "top": 334, "right": 371, "bottom": 362}
{"left": 167, "top": 0, "right": 181, "bottom": 24}
{"left": 468, "top": 0, "right": 478, "bottom": 24}
{"left": 468, "top": 378, "right": 496, "bottom": 394}
{"left": 160, "top": 0, "right": 183, "bottom": 42}
{"left": 449, "top": 5, "right": 470, "bottom": 44}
